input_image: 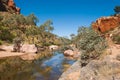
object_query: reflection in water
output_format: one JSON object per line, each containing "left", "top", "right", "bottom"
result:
{"left": 0, "top": 57, "right": 35, "bottom": 80}
{"left": 33, "top": 52, "right": 76, "bottom": 80}
{"left": 0, "top": 51, "right": 75, "bottom": 80}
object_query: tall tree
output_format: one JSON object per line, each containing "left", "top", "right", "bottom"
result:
{"left": 39, "top": 20, "right": 54, "bottom": 32}
{"left": 26, "top": 14, "right": 39, "bottom": 25}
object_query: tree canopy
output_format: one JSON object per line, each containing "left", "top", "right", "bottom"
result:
{"left": 114, "top": 6, "right": 120, "bottom": 14}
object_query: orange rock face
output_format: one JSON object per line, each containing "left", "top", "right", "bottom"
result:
{"left": 92, "top": 15, "right": 120, "bottom": 33}
{"left": 8, "top": 0, "right": 15, "bottom": 7}
{"left": 8, "top": 0, "right": 20, "bottom": 14}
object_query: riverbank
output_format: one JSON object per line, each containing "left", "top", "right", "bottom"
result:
{"left": 0, "top": 51, "right": 37, "bottom": 60}
{"left": 59, "top": 44, "right": 120, "bottom": 80}
{"left": 0, "top": 44, "right": 38, "bottom": 60}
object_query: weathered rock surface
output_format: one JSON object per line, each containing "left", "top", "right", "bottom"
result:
{"left": 0, "top": 0, "right": 20, "bottom": 14}
{"left": 79, "top": 44, "right": 120, "bottom": 80}
{"left": 92, "top": 15, "right": 120, "bottom": 33}
{"left": 59, "top": 60, "right": 80, "bottom": 80}
{"left": 64, "top": 49, "right": 80, "bottom": 58}
{"left": 79, "top": 59, "right": 120, "bottom": 80}
{"left": 20, "top": 44, "right": 38, "bottom": 53}
{"left": 64, "top": 50, "right": 74, "bottom": 56}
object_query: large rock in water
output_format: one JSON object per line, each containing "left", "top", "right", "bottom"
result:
{"left": 20, "top": 44, "right": 37, "bottom": 53}
{"left": 64, "top": 50, "right": 74, "bottom": 56}
{"left": 92, "top": 15, "right": 120, "bottom": 33}
{"left": 63, "top": 49, "right": 80, "bottom": 57}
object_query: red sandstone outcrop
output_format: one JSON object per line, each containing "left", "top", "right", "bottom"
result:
{"left": 0, "top": 0, "right": 20, "bottom": 14}
{"left": 92, "top": 15, "right": 120, "bottom": 33}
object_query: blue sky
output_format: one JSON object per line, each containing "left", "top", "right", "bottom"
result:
{"left": 14, "top": 0, "right": 120, "bottom": 37}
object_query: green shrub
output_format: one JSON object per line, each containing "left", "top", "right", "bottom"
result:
{"left": 112, "top": 34, "right": 120, "bottom": 44}
{"left": 77, "top": 27, "right": 107, "bottom": 66}
{"left": 13, "top": 37, "right": 23, "bottom": 52}
{"left": 0, "top": 26, "right": 15, "bottom": 42}
{"left": 0, "top": 40, "right": 3, "bottom": 45}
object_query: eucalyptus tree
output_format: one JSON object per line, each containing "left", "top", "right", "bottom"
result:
{"left": 38, "top": 20, "right": 54, "bottom": 46}
{"left": 26, "top": 14, "right": 39, "bottom": 25}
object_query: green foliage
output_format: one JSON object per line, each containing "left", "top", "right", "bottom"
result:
{"left": 0, "top": 15, "right": 3, "bottom": 21}
{"left": 112, "top": 34, "right": 120, "bottom": 44}
{"left": 13, "top": 37, "right": 23, "bottom": 52}
{"left": 25, "top": 26, "right": 39, "bottom": 36}
{"left": 26, "top": 14, "right": 39, "bottom": 25}
{"left": 0, "top": 40, "right": 3, "bottom": 45}
{"left": 114, "top": 6, "right": 120, "bottom": 14}
{"left": 76, "top": 27, "right": 107, "bottom": 66}
{"left": 0, "top": 26, "right": 15, "bottom": 42}
{"left": 0, "top": 13, "right": 62, "bottom": 46}
{"left": 39, "top": 20, "right": 54, "bottom": 32}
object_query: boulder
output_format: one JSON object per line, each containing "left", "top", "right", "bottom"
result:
{"left": 59, "top": 60, "right": 80, "bottom": 80}
{"left": 20, "top": 44, "right": 37, "bottom": 53}
{"left": 64, "top": 50, "right": 74, "bottom": 56}
{"left": 64, "top": 49, "right": 80, "bottom": 57}
{"left": 80, "top": 59, "right": 120, "bottom": 80}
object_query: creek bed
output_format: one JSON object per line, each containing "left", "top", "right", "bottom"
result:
{"left": 0, "top": 51, "right": 76, "bottom": 80}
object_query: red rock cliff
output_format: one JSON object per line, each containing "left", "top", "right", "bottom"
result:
{"left": 0, "top": 0, "right": 20, "bottom": 14}
{"left": 92, "top": 15, "right": 120, "bottom": 33}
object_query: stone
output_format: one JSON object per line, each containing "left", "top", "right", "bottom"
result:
{"left": 59, "top": 61, "right": 80, "bottom": 80}
{"left": 64, "top": 50, "right": 74, "bottom": 56}
{"left": 20, "top": 44, "right": 37, "bottom": 53}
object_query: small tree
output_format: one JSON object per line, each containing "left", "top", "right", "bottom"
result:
{"left": 13, "top": 37, "right": 23, "bottom": 52}
{"left": 77, "top": 27, "right": 107, "bottom": 66}
{"left": 114, "top": 6, "right": 120, "bottom": 14}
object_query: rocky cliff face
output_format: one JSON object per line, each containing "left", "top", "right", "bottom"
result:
{"left": 0, "top": 0, "right": 20, "bottom": 14}
{"left": 92, "top": 15, "right": 120, "bottom": 33}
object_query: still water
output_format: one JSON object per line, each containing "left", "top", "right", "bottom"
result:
{"left": 0, "top": 52, "right": 75, "bottom": 80}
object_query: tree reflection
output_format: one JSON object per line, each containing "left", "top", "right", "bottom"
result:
{"left": 0, "top": 57, "right": 35, "bottom": 80}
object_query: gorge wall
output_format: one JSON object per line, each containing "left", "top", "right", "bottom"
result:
{"left": 92, "top": 14, "right": 120, "bottom": 33}
{"left": 0, "top": 0, "right": 20, "bottom": 14}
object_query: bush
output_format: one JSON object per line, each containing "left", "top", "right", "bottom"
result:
{"left": 0, "top": 26, "right": 15, "bottom": 42}
{"left": 0, "top": 40, "right": 3, "bottom": 45}
{"left": 13, "top": 37, "right": 23, "bottom": 52}
{"left": 77, "top": 27, "right": 107, "bottom": 66}
{"left": 112, "top": 34, "right": 120, "bottom": 44}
